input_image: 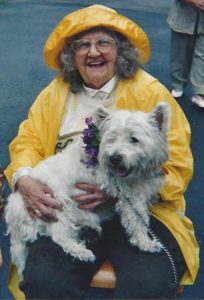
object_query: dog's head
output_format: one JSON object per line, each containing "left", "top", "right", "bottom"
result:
{"left": 95, "top": 103, "right": 170, "bottom": 179}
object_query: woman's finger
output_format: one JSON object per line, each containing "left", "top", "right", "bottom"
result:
{"left": 75, "top": 183, "right": 100, "bottom": 193}
{"left": 41, "top": 193, "right": 62, "bottom": 210}
{"left": 73, "top": 192, "right": 107, "bottom": 203}
{"left": 38, "top": 204, "right": 58, "bottom": 222}
{"left": 77, "top": 200, "right": 105, "bottom": 210}
{"left": 28, "top": 204, "right": 58, "bottom": 222}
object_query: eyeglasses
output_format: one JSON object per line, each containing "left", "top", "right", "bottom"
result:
{"left": 71, "top": 37, "right": 116, "bottom": 55}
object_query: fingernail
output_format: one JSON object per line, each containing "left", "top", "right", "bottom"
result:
{"left": 45, "top": 193, "right": 51, "bottom": 198}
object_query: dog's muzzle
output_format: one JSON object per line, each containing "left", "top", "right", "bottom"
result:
{"left": 108, "top": 153, "right": 133, "bottom": 177}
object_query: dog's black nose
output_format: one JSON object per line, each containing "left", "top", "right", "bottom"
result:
{"left": 109, "top": 153, "right": 122, "bottom": 165}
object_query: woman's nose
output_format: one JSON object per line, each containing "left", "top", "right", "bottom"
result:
{"left": 88, "top": 43, "right": 100, "bottom": 56}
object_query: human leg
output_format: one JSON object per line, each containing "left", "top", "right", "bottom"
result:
{"left": 107, "top": 216, "right": 186, "bottom": 299}
{"left": 190, "top": 33, "right": 204, "bottom": 107}
{"left": 19, "top": 235, "right": 107, "bottom": 299}
{"left": 170, "top": 30, "right": 196, "bottom": 93}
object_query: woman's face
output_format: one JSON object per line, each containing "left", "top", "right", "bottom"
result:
{"left": 73, "top": 30, "right": 117, "bottom": 89}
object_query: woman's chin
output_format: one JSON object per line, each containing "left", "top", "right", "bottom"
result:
{"left": 85, "top": 77, "right": 111, "bottom": 89}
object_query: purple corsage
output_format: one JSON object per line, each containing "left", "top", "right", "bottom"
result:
{"left": 81, "top": 117, "right": 100, "bottom": 167}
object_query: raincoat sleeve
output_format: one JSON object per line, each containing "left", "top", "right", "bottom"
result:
{"left": 153, "top": 85, "right": 193, "bottom": 208}
{"left": 5, "top": 78, "right": 67, "bottom": 186}
{"left": 5, "top": 92, "right": 48, "bottom": 185}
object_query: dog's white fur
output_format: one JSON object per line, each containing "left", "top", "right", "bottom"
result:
{"left": 5, "top": 103, "right": 170, "bottom": 278}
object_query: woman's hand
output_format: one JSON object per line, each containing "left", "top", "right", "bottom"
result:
{"left": 184, "top": 0, "right": 204, "bottom": 11}
{"left": 16, "top": 175, "right": 62, "bottom": 222}
{"left": 73, "top": 183, "right": 114, "bottom": 209}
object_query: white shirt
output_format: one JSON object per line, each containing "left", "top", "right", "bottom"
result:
{"left": 60, "top": 76, "right": 117, "bottom": 136}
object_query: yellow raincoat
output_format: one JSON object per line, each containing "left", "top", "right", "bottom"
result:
{"left": 4, "top": 5, "right": 199, "bottom": 299}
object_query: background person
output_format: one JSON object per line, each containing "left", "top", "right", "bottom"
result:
{"left": 4, "top": 5, "right": 199, "bottom": 300}
{"left": 167, "top": 0, "right": 204, "bottom": 107}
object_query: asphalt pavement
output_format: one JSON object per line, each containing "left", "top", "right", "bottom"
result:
{"left": 0, "top": 1, "right": 203, "bottom": 299}
{"left": 53, "top": 0, "right": 171, "bottom": 13}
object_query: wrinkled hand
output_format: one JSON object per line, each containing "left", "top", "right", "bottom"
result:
{"left": 73, "top": 183, "right": 114, "bottom": 209}
{"left": 16, "top": 175, "right": 62, "bottom": 222}
{"left": 184, "top": 0, "right": 204, "bottom": 11}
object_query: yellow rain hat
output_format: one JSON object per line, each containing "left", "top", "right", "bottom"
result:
{"left": 44, "top": 5, "right": 150, "bottom": 70}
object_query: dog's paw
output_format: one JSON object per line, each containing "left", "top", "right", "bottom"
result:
{"left": 129, "top": 236, "right": 163, "bottom": 253}
{"left": 64, "top": 243, "right": 96, "bottom": 263}
{"left": 145, "top": 239, "right": 163, "bottom": 253}
{"left": 77, "top": 249, "right": 96, "bottom": 262}
{"left": 62, "top": 239, "right": 96, "bottom": 262}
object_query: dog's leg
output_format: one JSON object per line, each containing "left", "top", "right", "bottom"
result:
{"left": 116, "top": 200, "right": 162, "bottom": 252}
{"left": 49, "top": 223, "right": 96, "bottom": 262}
{"left": 8, "top": 219, "right": 41, "bottom": 277}
{"left": 10, "top": 238, "right": 28, "bottom": 278}
{"left": 5, "top": 193, "right": 40, "bottom": 277}
{"left": 52, "top": 235, "right": 96, "bottom": 262}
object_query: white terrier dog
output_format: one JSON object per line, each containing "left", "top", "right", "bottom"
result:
{"left": 5, "top": 103, "right": 170, "bottom": 278}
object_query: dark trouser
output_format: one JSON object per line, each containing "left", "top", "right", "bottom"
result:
{"left": 170, "top": 30, "right": 204, "bottom": 95}
{"left": 20, "top": 216, "right": 186, "bottom": 299}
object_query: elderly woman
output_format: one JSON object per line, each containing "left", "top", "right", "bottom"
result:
{"left": 5, "top": 5, "right": 199, "bottom": 300}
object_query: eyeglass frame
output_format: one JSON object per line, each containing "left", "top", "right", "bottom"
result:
{"left": 71, "top": 37, "right": 117, "bottom": 55}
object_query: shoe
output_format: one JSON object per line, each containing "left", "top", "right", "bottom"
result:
{"left": 192, "top": 94, "right": 204, "bottom": 108}
{"left": 171, "top": 89, "right": 184, "bottom": 98}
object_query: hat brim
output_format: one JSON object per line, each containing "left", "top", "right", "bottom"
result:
{"left": 43, "top": 5, "right": 150, "bottom": 70}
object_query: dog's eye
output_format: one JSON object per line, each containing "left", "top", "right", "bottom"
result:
{"left": 130, "top": 137, "right": 139, "bottom": 143}
{"left": 106, "top": 137, "right": 115, "bottom": 144}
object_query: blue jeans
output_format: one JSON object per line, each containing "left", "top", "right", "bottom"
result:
{"left": 20, "top": 216, "right": 186, "bottom": 299}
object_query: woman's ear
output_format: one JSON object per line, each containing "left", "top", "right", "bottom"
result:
{"left": 95, "top": 106, "right": 110, "bottom": 128}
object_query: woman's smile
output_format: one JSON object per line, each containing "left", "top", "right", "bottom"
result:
{"left": 87, "top": 60, "right": 106, "bottom": 69}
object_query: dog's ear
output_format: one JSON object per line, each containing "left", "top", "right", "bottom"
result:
{"left": 150, "top": 102, "right": 170, "bottom": 134}
{"left": 95, "top": 106, "right": 110, "bottom": 128}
